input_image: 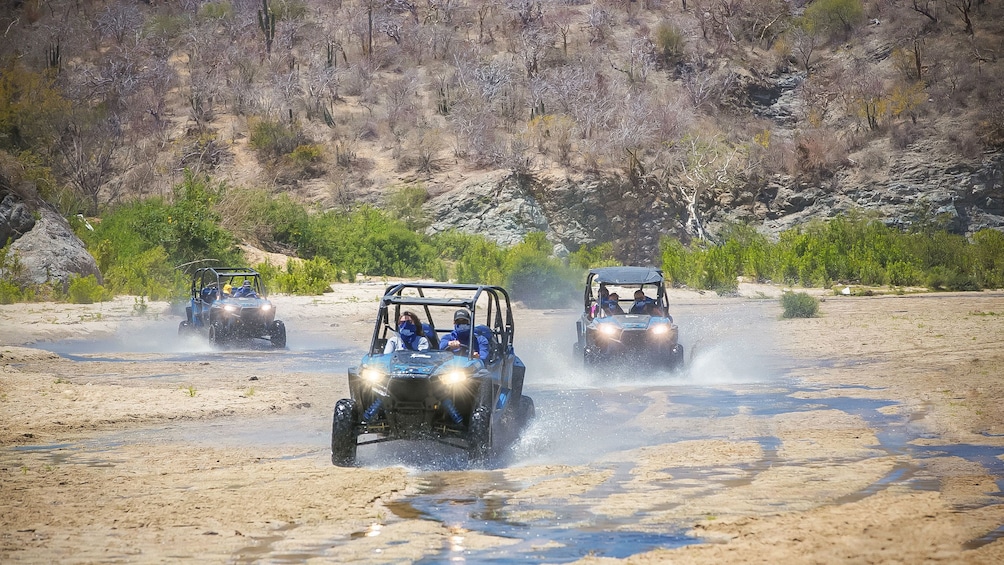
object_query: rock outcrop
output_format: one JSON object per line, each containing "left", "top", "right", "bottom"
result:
{"left": 1, "top": 192, "right": 36, "bottom": 245}
{"left": 424, "top": 149, "right": 1004, "bottom": 263}
{"left": 7, "top": 207, "right": 102, "bottom": 286}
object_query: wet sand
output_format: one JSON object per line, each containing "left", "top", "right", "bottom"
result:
{"left": 2, "top": 284, "right": 1004, "bottom": 563}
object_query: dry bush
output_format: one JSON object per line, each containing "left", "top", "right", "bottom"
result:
{"left": 947, "top": 129, "right": 983, "bottom": 160}
{"left": 977, "top": 89, "right": 1004, "bottom": 150}
{"left": 763, "top": 135, "right": 799, "bottom": 176}
{"left": 889, "top": 120, "right": 922, "bottom": 150}
{"left": 857, "top": 145, "right": 887, "bottom": 170}
{"left": 342, "top": 63, "right": 376, "bottom": 98}
{"left": 795, "top": 128, "right": 847, "bottom": 180}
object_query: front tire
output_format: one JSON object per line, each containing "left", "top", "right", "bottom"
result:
{"left": 208, "top": 321, "right": 226, "bottom": 345}
{"left": 517, "top": 395, "right": 535, "bottom": 428}
{"left": 270, "top": 320, "right": 287, "bottom": 348}
{"left": 669, "top": 343, "right": 685, "bottom": 371}
{"left": 467, "top": 406, "right": 492, "bottom": 466}
{"left": 331, "top": 399, "right": 358, "bottom": 466}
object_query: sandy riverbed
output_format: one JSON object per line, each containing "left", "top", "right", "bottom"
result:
{"left": 2, "top": 283, "right": 1003, "bottom": 563}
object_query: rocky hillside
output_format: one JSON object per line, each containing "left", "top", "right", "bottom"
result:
{"left": 2, "top": 0, "right": 1002, "bottom": 271}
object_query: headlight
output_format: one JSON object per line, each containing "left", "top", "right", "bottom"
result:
{"left": 224, "top": 304, "right": 237, "bottom": 312}
{"left": 650, "top": 324, "right": 670, "bottom": 335}
{"left": 440, "top": 370, "right": 468, "bottom": 386}
{"left": 599, "top": 323, "right": 619, "bottom": 336}
{"left": 361, "top": 368, "right": 384, "bottom": 383}
{"left": 261, "top": 303, "right": 272, "bottom": 311}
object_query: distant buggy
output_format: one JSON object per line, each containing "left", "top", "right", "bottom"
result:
{"left": 573, "top": 266, "right": 683, "bottom": 371}
{"left": 179, "top": 267, "right": 286, "bottom": 348}
{"left": 330, "top": 283, "right": 535, "bottom": 467}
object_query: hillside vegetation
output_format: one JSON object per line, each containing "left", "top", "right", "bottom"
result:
{"left": 1, "top": 0, "right": 1003, "bottom": 302}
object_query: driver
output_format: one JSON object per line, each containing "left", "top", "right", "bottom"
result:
{"left": 630, "top": 289, "right": 664, "bottom": 316}
{"left": 441, "top": 309, "right": 490, "bottom": 360}
{"left": 233, "top": 280, "right": 257, "bottom": 298}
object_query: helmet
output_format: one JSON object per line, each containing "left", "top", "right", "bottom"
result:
{"left": 453, "top": 309, "right": 471, "bottom": 324}
{"left": 242, "top": 280, "right": 252, "bottom": 287}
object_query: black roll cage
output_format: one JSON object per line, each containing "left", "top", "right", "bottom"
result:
{"left": 584, "top": 266, "right": 668, "bottom": 314}
{"left": 369, "top": 282, "right": 516, "bottom": 359}
{"left": 189, "top": 267, "right": 268, "bottom": 298}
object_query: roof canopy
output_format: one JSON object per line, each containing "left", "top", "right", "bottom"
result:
{"left": 589, "top": 266, "right": 664, "bottom": 285}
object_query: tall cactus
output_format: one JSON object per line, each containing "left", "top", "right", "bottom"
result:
{"left": 46, "top": 41, "right": 61, "bottom": 74}
{"left": 257, "top": 0, "right": 276, "bottom": 55}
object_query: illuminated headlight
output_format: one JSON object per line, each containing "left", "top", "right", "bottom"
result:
{"left": 599, "top": 324, "right": 619, "bottom": 336}
{"left": 650, "top": 324, "right": 670, "bottom": 336}
{"left": 361, "top": 368, "right": 384, "bottom": 383}
{"left": 440, "top": 370, "right": 468, "bottom": 386}
{"left": 224, "top": 304, "right": 237, "bottom": 312}
{"left": 260, "top": 303, "right": 272, "bottom": 311}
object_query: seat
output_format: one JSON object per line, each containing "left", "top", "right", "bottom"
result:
{"left": 422, "top": 323, "right": 439, "bottom": 349}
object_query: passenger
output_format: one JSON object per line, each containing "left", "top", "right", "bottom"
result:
{"left": 630, "top": 289, "right": 664, "bottom": 316}
{"left": 605, "top": 292, "right": 625, "bottom": 315}
{"left": 222, "top": 283, "right": 233, "bottom": 298}
{"left": 441, "top": 309, "right": 490, "bottom": 360}
{"left": 201, "top": 285, "right": 219, "bottom": 303}
{"left": 233, "top": 280, "right": 257, "bottom": 298}
{"left": 384, "top": 310, "right": 431, "bottom": 353}
{"left": 590, "top": 285, "right": 610, "bottom": 318}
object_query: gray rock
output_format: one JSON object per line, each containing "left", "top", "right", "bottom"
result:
{"left": 1, "top": 193, "right": 36, "bottom": 244}
{"left": 7, "top": 207, "right": 102, "bottom": 286}
{"left": 419, "top": 150, "right": 1003, "bottom": 263}
{"left": 425, "top": 172, "right": 551, "bottom": 247}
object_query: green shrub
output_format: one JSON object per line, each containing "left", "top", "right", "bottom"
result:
{"left": 780, "top": 291, "right": 819, "bottom": 318}
{"left": 926, "top": 266, "right": 979, "bottom": 292}
{"left": 886, "top": 260, "right": 921, "bottom": 287}
{"left": 256, "top": 257, "right": 336, "bottom": 295}
{"left": 504, "top": 233, "right": 579, "bottom": 308}
{"left": 660, "top": 237, "right": 694, "bottom": 286}
{"left": 0, "top": 279, "right": 23, "bottom": 304}
{"left": 568, "top": 242, "right": 618, "bottom": 270}
{"left": 249, "top": 118, "right": 306, "bottom": 163}
{"left": 103, "top": 246, "right": 181, "bottom": 300}
{"left": 803, "top": 0, "right": 864, "bottom": 39}
{"left": 79, "top": 171, "right": 241, "bottom": 299}
{"left": 0, "top": 60, "right": 71, "bottom": 154}
{"left": 0, "top": 247, "right": 31, "bottom": 303}
{"left": 970, "top": 229, "right": 1004, "bottom": 289}
{"left": 198, "top": 1, "right": 234, "bottom": 20}
{"left": 654, "top": 23, "right": 685, "bottom": 67}
{"left": 67, "top": 274, "right": 110, "bottom": 304}
{"left": 433, "top": 230, "right": 507, "bottom": 285}
{"left": 289, "top": 144, "right": 324, "bottom": 167}
{"left": 386, "top": 185, "right": 430, "bottom": 231}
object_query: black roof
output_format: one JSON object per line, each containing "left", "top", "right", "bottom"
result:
{"left": 589, "top": 266, "right": 664, "bottom": 285}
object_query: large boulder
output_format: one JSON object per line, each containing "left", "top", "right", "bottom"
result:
{"left": 7, "top": 207, "right": 102, "bottom": 286}
{"left": 1, "top": 192, "right": 36, "bottom": 244}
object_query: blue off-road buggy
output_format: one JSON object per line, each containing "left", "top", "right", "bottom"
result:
{"left": 331, "top": 283, "right": 535, "bottom": 467}
{"left": 573, "top": 266, "right": 683, "bottom": 371}
{"left": 178, "top": 267, "right": 286, "bottom": 348}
